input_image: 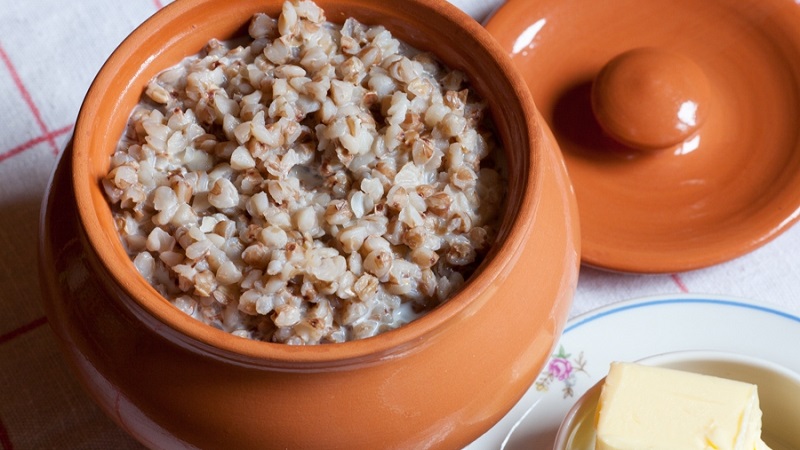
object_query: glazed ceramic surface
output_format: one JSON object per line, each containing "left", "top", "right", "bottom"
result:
{"left": 591, "top": 47, "right": 712, "bottom": 151}
{"left": 38, "top": 0, "right": 580, "bottom": 448}
{"left": 486, "top": 0, "right": 800, "bottom": 273}
{"left": 477, "top": 295, "right": 800, "bottom": 449}
{"left": 555, "top": 351, "right": 800, "bottom": 450}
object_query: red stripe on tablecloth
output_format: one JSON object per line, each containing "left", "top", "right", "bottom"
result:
{"left": 153, "top": 0, "right": 164, "bottom": 9}
{"left": 0, "top": 317, "right": 47, "bottom": 346}
{"left": 0, "top": 124, "right": 73, "bottom": 164}
{"left": 0, "top": 44, "right": 58, "bottom": 155}
{"left": 671, "top": 273, "right": 689, "bottom": 293}
{"left": 0, "top": 416, "right": 13, "bottom": 450}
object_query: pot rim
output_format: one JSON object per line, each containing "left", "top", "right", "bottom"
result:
{"left": 71, "top": 0, "right": 545, "bottom": 366}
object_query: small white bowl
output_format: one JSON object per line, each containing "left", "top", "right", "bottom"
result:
{"left": 554, "top": 350, "right": 800, "bottom": 450}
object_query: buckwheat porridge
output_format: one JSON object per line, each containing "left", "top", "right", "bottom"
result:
{"left": 102, "top": 0, "right": 507, "bottom": 344}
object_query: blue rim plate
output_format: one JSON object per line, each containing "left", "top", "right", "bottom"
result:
{"left": 467, "top": 294, "right": 800, "bottom": 449}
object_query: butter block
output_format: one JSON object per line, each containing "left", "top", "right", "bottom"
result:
{"left": 595, "top": 362, "right": 772, "bottom": 450}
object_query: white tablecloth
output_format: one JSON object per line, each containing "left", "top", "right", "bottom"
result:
{"left": 1, "top": 0, "right": 798, "bottom": 448}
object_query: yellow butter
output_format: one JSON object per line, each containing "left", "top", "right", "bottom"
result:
{"left": 595, "top": 362, "right": 772, "bottom": 450}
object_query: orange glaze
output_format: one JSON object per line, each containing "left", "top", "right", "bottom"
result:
{"left": 486, "top": 0, "right": 800, "bottom": 273}
{"left": 591, "top": 47, "right": 711, "bottom": 151}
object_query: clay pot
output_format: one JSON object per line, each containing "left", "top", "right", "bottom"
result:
{"left": 38, "top": 0, "right": 580, "bottom": 448}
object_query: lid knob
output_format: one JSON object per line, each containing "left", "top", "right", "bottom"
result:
{"left": 591, "top": 47, "right": 711, "bottom": 150}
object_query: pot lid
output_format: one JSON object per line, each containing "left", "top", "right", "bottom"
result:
{"left": 485, "top": 0, "right": 800, "bottom": 273}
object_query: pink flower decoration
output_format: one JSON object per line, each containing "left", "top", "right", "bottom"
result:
{"left": 548, "top": 357, "right": 573, "bottom": 381}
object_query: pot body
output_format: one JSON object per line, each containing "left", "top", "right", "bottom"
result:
{"left": 40, "top": 126, "right": 577, "bottom": 449}
{"left": 39, "top": 0, "right": 580, "bottom": 448}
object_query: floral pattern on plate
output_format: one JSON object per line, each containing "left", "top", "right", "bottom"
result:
{"left": 535, "top": 345, "right": 589, "bottom": 399}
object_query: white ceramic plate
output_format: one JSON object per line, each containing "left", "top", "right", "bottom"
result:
{"left": 466, "top": 294, "right": 800, "bottom": 449}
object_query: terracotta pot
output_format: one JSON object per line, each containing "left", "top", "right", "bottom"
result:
{"left": 38, "top": 0, "right": 580, "bottom": 448}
